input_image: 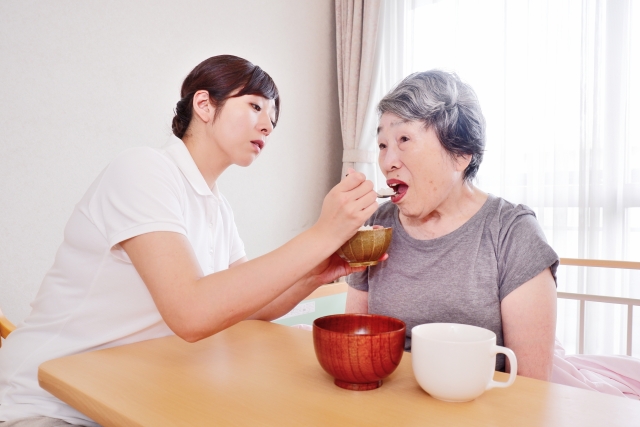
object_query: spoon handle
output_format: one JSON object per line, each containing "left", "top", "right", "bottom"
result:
{"left": 345, "top": 174, "right": 393, "bottom": 198}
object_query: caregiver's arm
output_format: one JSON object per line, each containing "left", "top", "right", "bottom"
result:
{"left": 246, "top": 253, "right": 369, "bottom": 321}
{"left": 229, "top": 253, "right": 372, "bottom": 321}
{"left": 501, "top": 267, "right": 557, "bottom": 381}
{"left": 242, "top": 227, "right": 386, "bottom": 320}
{"left": 121, "top": 172, "right": 377, "bottom": 342}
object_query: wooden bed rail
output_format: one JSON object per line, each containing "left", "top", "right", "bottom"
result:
{"left": 559, "top": 258, "right": 640, "bottom": 270}
{"left": 558, "top": 257, "right": 640, "bottom": 356}
{"left": 306, "top": 261, "right": 640, "bottom": 356}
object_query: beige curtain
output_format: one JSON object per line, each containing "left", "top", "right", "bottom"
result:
{"left": 335, "top": 0, "right": 382, "bottom": 177}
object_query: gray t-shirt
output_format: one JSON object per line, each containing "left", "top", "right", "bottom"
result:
{"left": 347, "top": 194, "right": 558, "bottom": 371}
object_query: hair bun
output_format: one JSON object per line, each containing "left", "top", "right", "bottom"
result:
{"left": 172, "top": 96, "right": 192, "bottom": 139}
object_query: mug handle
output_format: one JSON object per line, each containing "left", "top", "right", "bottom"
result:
{"left": 486, "top": 345, "right": 518, "bottom": 390}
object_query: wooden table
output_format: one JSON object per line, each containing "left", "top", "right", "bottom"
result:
{"left": 38, "top": 321, "right": 640, "bottom": 427}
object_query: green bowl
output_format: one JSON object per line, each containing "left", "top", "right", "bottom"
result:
{"left": 336, "top": 228, "right": 393, "bottom": 267}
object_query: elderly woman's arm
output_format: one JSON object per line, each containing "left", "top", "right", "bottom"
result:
{"left": 345, "top": 287, "right": 369, "bottom": 313}
{"left": 500, "top": 267, "right": 557, "bottom": 381}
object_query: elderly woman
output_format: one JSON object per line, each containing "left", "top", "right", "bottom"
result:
{"left": 346, "top": 70, "right": 558, "bottom": 381}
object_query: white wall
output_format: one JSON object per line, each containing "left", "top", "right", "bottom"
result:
{"left": 0, "top": 1, "right": 343, "bottom": 324}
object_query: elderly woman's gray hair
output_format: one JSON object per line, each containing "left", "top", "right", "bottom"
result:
{"left": 378, "top": 70, "right": 485, "bottom": 181}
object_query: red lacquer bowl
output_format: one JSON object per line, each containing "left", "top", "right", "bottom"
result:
{"left": 313, "top": 314, "right": 406, "bottom": 391}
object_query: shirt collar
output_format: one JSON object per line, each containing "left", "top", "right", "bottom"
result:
{"left": 163, "top": 134, "right": 219, "bottom": 197}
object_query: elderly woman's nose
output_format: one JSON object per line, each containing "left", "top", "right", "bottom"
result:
{"left": 379, "top": 147, "right": 401, "bottom": 171}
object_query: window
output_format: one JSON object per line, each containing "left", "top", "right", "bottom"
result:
{"left": 371, "top": 0, "right": 640, "bottom": 355}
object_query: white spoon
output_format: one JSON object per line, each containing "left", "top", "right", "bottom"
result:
{"left": 376, "top": 187, "right": 395, "bottom": 198}
{"left": 345, "top": 174, "right": 395, "bottom": 198}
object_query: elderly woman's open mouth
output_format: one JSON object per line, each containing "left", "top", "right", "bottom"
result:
{"left": 387, "top": 179, "right": 408, "bottom": 203}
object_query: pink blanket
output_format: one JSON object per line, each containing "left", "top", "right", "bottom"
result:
{"left": 551, "top": 339, "right": 640, "bottom": 400}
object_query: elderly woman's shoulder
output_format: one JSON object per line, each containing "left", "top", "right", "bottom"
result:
{"left": 488, "top": 195, "right": 541, "bottom": 230}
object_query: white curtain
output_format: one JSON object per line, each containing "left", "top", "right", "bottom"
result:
{"left": 360, "top": 0, "right": 414, "bottom": 189}
{"left": 367, "top": 0, "right": 640, "bottom": 356}
{"left": 335, "top": 0, "right": 382, "bottom": 177}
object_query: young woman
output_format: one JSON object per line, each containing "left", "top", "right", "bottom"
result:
{"left": 0, "top": 55, "right": 379, "bottom": 427}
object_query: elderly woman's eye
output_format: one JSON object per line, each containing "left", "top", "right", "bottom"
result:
{"left": 378, "top": 143, "right": 387, "bottom": 149}
{"left": 399, "top": 136, "right": 409, "bottom": 142}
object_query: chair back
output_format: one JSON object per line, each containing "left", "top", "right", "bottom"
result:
{"left": 0, "top": 307, "right": 16, "bottom": 347}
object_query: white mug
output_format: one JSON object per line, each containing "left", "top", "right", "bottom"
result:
{"left": 411, "top": 323, "right": 517, "bottom": 402}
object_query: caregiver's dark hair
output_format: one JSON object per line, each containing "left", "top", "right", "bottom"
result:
{"left": 172, "top": 55, "right": 280, "bottom": 138}
{"left": 378, "top": 70, "right": 485, "bottom": 181}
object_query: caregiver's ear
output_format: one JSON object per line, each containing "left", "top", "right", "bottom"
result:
{"left": 192, "top": 90, "right": 215, "bottom": 124}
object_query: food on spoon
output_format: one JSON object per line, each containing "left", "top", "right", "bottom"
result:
{"left": 359, "top": 225, "right": 374, "bottom": 230}
{"left": 377, "top": 187, "right": 395, "bottom": 196}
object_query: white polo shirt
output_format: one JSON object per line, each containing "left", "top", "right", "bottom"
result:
{"left": 0, "top": 136, "right": 245, "bottom": 426}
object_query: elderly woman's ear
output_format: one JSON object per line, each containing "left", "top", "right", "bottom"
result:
{"left": 455, "top": 154, "right": 473, "bottom": 172}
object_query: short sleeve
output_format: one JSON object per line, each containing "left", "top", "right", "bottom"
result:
{"left": 221, "top": 196, "right": 246, "bottom": 264}
{"left": 497, "top": 209, "right": 559, "bottom": 301}
{"left": 86, "top": 147, "right": 187, "bottom": 249}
